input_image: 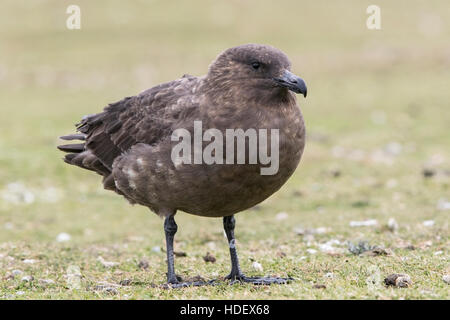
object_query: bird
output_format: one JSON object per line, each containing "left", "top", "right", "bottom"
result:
{"left": 58, "top": 44, "right": 307, "bottom": 288}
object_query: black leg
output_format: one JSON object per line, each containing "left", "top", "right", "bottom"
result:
{"left": 163, "top": 214, "right": 215, "bottom": 288}
{"left": 223, "top": 215, "right": 293, "bottom": 285}
{"left": 223, "top": 215, "right": 242, "bottom": 277}
{"left": 164, "top": 214, "right": 178, "bottom": 284}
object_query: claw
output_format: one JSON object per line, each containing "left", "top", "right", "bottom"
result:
{"left": 225, "top": 273, "right": 293, "bottom": 285}
{"left": 162, "top": 279, "right": 218, "bottom": 289}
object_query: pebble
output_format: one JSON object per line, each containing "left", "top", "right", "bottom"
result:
{"left": 21, "top": 275, "right": 33, "bottom": 282}
{"left": 39, "top": 279, "right": 55, "bottom": 286}
{"left": 94, "top": 282, "right": 119, "bottom": 295}
{"left": 387, "top": 218, "right": 399, "bottom": 232}
{"left": 437, "top": 199, "right": 450, "bottom": 211}
{"left": 203, "top": 252, "right": 216, "bottom": 263}
{"left": 252, "top": 261, "right": 263, "bottom": 272}
{"left": 443, "top": 275, "right": 450, "bottom": 284}
{"left": 12, "top": 269, "right": 23, "bottom": 276}
{"left": 275, "top": 212, "right": 289, "bottom": 221}
{"left": 56, "top": 232, "right": 71, "bottom": 242}
{"left": 138, "top": 259, "right": 149, "bottom": 269}
{"left": 384, "top": 274, "right": 412, "bottom": 288}
{"left": 349, "top": 219, "right": 377, "bottom": 227}
{"left": 23, "top": 259, "right": 37, "bottom": 264}
{"left": 423, "top": 220, "right": 435, "bottom": 227}
{"left": 318, "top": 240, "right": 344, "bottom": 254}
{"left": 97, "top": 256, "right": 119, "bottom": 268}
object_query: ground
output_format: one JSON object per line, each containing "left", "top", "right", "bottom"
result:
{"left": 0, "top": 0, "right": 449, "bottom": 299}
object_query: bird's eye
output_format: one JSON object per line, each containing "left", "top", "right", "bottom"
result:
{"left": 251, "top": 62, "right": 260, "bottom": 70}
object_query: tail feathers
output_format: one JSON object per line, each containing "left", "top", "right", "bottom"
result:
{"left": 62, "top": 150, "right": 110, "bottom": 176}
{"left": 60, "top": 134, "right": 86, "bottom": 141}
{"left": 58, "top": 132, "right": 110, "bottom": 176}
{"left": 58, "top": 131, "right": 118, "bottom": 193}
{"left": 57, "top": 143, "right": 85, "bottom": 153}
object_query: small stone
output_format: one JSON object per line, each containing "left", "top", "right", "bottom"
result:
{"left": 203, "top": 252, "right": 216, "bottom": 263}
{"left": 384, "top": 274, "right": 412, "bottom": 288}
{"left": 97, "top": 256, "right": 119, "bottom": 268}
{"left": 65, "top": 265, "right": 82, "bottom": 290}
{"left": 437, "top": 199, "right": 450, "bottom": 211}
{"left": 56, "top": 232, "right": 71, "bottom": 242}
{"left": 351, "top": 200, "right": 370, "bottom": 208}
{"left": 275, "top": 212, "right": 289, "bottom": 221}
{"left": 207, "top": 241, "right": 216, "bottom": 250}
{"left": 384, "top": 142, "right": 402, "bottom": 156}
{"left": 350, "top": 219, "right": 377, "bottom": 227}
{"left": 119, "top": 279, "right": 132, "bottom": 286}
{"left": 313, "top": 284, "right": 326, "bottom": 289}
{"left": 294, "top": 226, "right": 328, "bottom": 236}
{"left": 387, "top": 218, "right": 399, "bottom": 232}
{"left": 252, "top": 261, "right": 263, "bottom": 272}
{"left": 422, "top": 168, "right": 436, "bottom": 178}
{"left": 12, "top": 269, "right": 23, "bottom": 276}
{"left": 293, "top": 227, "right": 306, "bottom": 235}
{"left": 138, "top": 259, "right": 149, "bottom": 270}
{"left": 38, "top": 279, "right": 55, "bottom": 286}
{"left": 324, "top": 272, "right": 334, "bottom": 279}
{"left": 442, "top": 275, "right": 450, "bottom": 284}
{"left": 318, "top": 240, "right": 344, "bottom": 255}
{"left": 315, "top": 227, "right": 328, "bottom": 234}
{"left": 348, "top": 241, "right": 376, "bottom": 255}
{"left": 151, "top": 246, "right": 161, "bottom": 253}
{"left": 21, "top": 275, "right": 33, "bottom": 282}
{"left": 306, "top": 249, "right": 317, "bottom": 254}
{"left": 423, "top": 220, "right": 435, "bottom": 227}
{"left": 94, "top": 282, "right": 119, "bottom": 294}
{"left": 292, "top": 190, "right": 303, "bottom": 197}
{"left": 330, "top": 169, "right": 341, "bottom": 178}
{"left": 23, "top": 259, "right": 37, "bottom": 264}
{"left": 362, "top": 247, "right": 391, "bottom": 256}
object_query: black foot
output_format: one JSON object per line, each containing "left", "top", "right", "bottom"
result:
{"left": 162, "top": 277, "right": 218, "bottom": 289}
{"left": 225, "top": 273, "right": 294, "bottom": 285}
{"left": 162, "top": 281, "right": 210, "bottom": 289}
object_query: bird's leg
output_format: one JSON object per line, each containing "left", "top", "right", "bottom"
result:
{"left": 163, "top": 214, "right": 215, "bottom": 288}
{"left": 223, "top": 215, "right": 243, "bottom": 278}
{"left": 164, "top": 214, "right": 179, "bottom": 284}
{"left": 223, "top": 215, "right": 293, "bottom": 285}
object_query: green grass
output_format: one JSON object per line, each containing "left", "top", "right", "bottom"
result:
{"left": 0, "top": 0, "right": 449, "bottom": 299}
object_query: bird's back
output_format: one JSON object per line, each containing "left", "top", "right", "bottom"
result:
{"left": 58, "top": 74, "right": 202, "bottom": 195}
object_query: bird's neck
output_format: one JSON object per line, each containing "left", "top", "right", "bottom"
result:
{"left": 202, "top": 79, "right": 295, "bottom": 109}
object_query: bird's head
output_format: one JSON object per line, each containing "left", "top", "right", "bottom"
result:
{"left": 207, "top": 44, "right": 307, "bottom": 99}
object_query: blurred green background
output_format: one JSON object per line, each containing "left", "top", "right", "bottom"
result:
{"left": 0, "top": 0, "right": 448, "bottom": 299}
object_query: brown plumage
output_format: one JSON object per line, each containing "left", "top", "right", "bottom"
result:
{"left": 58, "top": 44, "right": 307, "bottom": 287}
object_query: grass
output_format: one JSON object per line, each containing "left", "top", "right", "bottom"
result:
{"left": 0, "top": 0, "right": 449, "bottom": 299}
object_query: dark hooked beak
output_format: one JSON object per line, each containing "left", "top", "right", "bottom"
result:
{"left": 273, "top": 70, "right": 307, "bottom": 97}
